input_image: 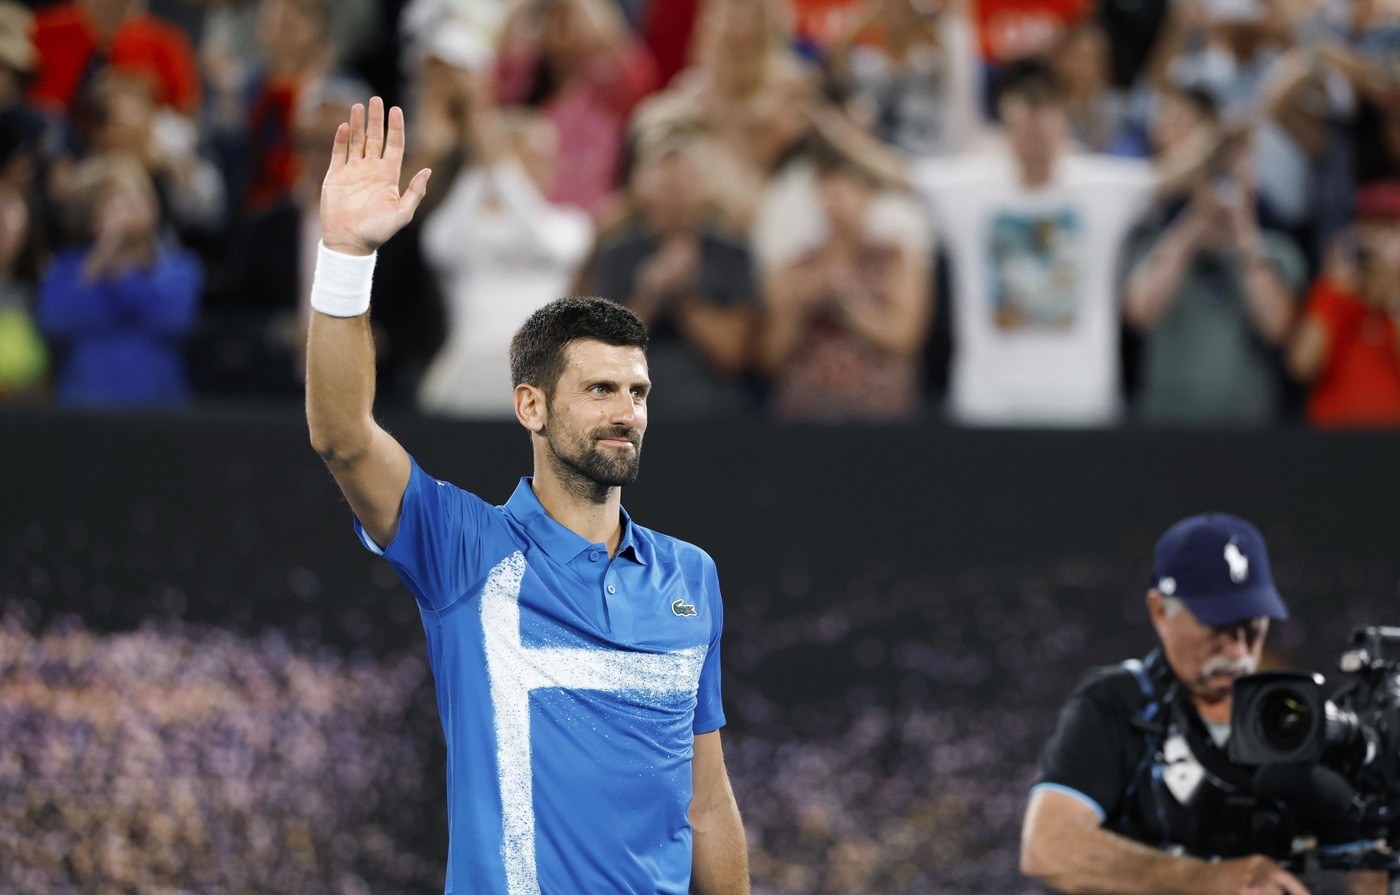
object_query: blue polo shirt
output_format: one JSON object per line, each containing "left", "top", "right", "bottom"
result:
{"left": 354, "top": 458, "right": 726, "bottom": 895}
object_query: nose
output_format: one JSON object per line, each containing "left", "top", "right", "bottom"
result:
{"left": 609, "top": 391, "right": 639, "bottom": 426}
{"left": 1217, "top": 626, "right": 1250, "bottom": 656}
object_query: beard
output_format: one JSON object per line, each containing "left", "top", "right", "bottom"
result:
{"left": 544, "top": 422, "right": 642, "bottom": 501}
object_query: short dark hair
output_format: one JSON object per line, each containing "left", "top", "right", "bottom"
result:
{"left": 509, "top": 296, "right": 649, "bottom": 395}
{"left": 994, "top": 57, "right": 1061, "bottom": 111}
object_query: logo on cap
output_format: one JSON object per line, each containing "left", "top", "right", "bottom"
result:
{"left": 1224, "top": 538, "right": 1249, "bottom": 583}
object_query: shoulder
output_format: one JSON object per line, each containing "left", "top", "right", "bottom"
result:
{"left": 1064, "top": 154, "right": 1157, "bottom": 190}
{"left": 1063, "top": 662, "right": 1157, "bottom": 718}
{"left": 636, "top": 524, "right": 718, "bottom": 579}
{"left": 912, "top": 153, "right": 1005, "bottom": 194}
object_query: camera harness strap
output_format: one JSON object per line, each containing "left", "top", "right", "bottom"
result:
{"left": 1121, "top": 657, "right": 1177, "bottom": 849}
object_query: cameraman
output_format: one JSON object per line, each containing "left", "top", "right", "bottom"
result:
{"left": 1020, "top": 513, "right": 1387, "bottom": 895}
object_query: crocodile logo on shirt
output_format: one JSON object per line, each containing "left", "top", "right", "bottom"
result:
{"left": 671, "top": 599, "right": 697, "bottom": 617}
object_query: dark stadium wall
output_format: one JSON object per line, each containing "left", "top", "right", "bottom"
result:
{"left": 3, "top": 409, "right": 1398, "bottom": 893}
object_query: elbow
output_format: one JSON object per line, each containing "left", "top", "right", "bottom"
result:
{"left": 1122, "top": 287, "right": 1156, "bottom": 333}
{"left": 307, "top": 426, "right": 371, "bottom": 467}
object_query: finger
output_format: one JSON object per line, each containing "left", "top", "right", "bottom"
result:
{"left": 384, "top": 104, "right": 406, "bottom": 167}
{"left": 348, "top": 103, "right": 366, "bottom": 159}
{"left": 365, "top": 96, "right": 385, "bottom": 159}
{"left": 328, "top": 122, "right": 349, "bottom": 172}
{"left": 399, "top": 168, "right": 432, "bottom": 221}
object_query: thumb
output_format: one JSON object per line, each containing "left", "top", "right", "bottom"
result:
{"left": 400, "top": 168, "right": 432, "bottom": 221}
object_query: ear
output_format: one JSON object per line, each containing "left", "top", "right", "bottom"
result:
{"left": 1145, "top": 589, "right": 1170, "bottom": 637}
{"left": 515, "top": 383, "right": 547, "bottom": 433}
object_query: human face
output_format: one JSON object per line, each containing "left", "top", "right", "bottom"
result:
{"left": 636, "top": 149, "right": 705, "bottom": 235}
{"left": 1149, "top": 591, "right": 1268, "bottom": 708}
{"left": 998, "top": 96, "right": 1066, "bottom": 182}
{"left": 541, "top": 340, "right": 650, "bottom": 495}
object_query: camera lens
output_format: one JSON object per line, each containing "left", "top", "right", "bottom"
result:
{"left": 1259, "top": 688, "right": 1313, "bottom": 751}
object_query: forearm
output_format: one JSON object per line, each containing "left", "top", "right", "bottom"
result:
{"left": 305, "top": 247, "right": 380, "bottom": 464}
{"left": 306, "top": 312, "right": 379, "bottom": 462}
{"left": 1022, "top": 814, "right": 1215, "bottom": 895}
{"left": 689, "top": 797, "right": 749, "bottom": 895}
{"left": 1126, "top": 226, "right": 1198, "bottom": 330}
{"left": 1238, "top": 254, "right": 1296, "bottom": 345}
{"left": 1287, "top": 319, "right": 1329, "bottom": 381}
{"left": 842, "top": 255, "right": 930, "bottom": 357}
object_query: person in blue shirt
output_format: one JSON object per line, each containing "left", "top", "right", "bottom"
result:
{"left": 304, "top": 97, "right": 749, "bottom": 895}
{"left": 38, "top": 154, "right": 202, "bottom": 407}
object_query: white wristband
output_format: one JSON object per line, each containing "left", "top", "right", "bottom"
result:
{"left": 310, "top": 241, "right": 376, "bottom": 317}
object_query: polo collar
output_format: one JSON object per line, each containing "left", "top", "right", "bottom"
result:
{"left": 504, "top": 477, "right": 651, "bottom": 566}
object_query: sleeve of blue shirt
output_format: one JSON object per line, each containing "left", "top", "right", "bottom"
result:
{"left": 353, "top": 456, "right": 500, "bottom": 613}
{"left": 693, "top": 550, "right": 727, "bottom": 735}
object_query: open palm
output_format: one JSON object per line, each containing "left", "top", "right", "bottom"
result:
{"left": 321, "top": 97, "right": 430, "bottom": 256}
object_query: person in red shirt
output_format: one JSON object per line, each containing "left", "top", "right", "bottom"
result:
{"left": 1288, "top": 181, "right": 1400, "bottom": 429}
{"left": 29, "top": 0, "right": 200, "bottom": 116}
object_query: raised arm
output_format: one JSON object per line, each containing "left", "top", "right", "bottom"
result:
{"left": 306, "top": 97, "right": 431, "bottom": 548}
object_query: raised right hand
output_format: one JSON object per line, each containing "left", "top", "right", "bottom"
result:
{"left": 321, "top": 96, "right": 431, "bottom": 257}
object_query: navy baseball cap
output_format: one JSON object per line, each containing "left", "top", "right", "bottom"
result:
{"left": 1152, "top": 513, "right": 1289, "bottom": 626}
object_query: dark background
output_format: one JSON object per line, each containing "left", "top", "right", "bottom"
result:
{"left": 3, "top": 409, "right": 1398, "bottom": 893}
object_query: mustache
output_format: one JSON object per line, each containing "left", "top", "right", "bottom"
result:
{"left": 593, "top": 427, "right": 640, "bottom": 446}
{"left": 1202, "top": 655, "right": 1257, "bottom": 678}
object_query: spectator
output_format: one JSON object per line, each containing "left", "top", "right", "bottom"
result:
{"left": 590, "top": 126, "right": 761, "bottom": 418}
{"left": 1123, "top": 123, "right": 1305, "bottom": 427}
{"left": 1288, "top": 180, "right": 1400, "bottom": 428}
{"left": 237, "top": 0, "right": 337, "bottom": 211}
{"left": 495, "top": 0, "right": 658, "bottom": 217}
{"left": 762, "top": 136, "right": 933, "bottom": 421}
{"left": 1156, "top": 0, "right": 1318, "bottom": 238}
{"left": 83, "top": 72, "right": 226, "bottom": 245}
{"left": 635, "top": 0, "right": 814, "bottom": 230}
{"left": 417, "top": 101, "right": 592, "bottom": 417}
{"left": 913, "top": 57, "right": 1164, "bottom": 426}
{"left": 1048, "top": 21, "right": 1145, "bottom": 155}
{"left": 29, "top": 0, "right": 201, "bottom": 118}
{"left": 37, "top": 155, "right": 201, "bottom": 407}
{"left": 402, "top": 22, "right": 496, "bottom": 218}
{"left": 823, "top": 0, "right": 985, "bottom": 159}
{"left": 0, "top": 183, "right": 45, "bottom": 402}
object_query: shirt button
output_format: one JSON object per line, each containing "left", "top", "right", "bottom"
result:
{"left": 589, "top": 551, "right": 599, "bottom": 562}
{"left": 606, "top": 584, "right": 616, "bottom": 594}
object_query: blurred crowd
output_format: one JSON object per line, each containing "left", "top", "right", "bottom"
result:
{"left": 2, "top": 0, "right": 1400, "bottom": 427}
{"left": 0, "top": 607, "right": 441, "bottom": 893}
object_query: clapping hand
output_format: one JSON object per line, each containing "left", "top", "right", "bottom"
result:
{"left": 321, "top": 97, "right": 431, "bottom": 257}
